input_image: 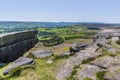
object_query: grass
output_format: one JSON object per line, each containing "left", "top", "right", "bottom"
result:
{"left": 0, "top": 56, "right": 67, "bottom": 80}
{"left": 84, "top": 77, "right": 93, "bottom": 80}
{"left": 96, "top": 71, "right": 106, "bottom": 80}
{"left": 37, "top": 27, "right": 98, "bottom": 42}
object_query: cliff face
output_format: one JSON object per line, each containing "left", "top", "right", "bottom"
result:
{"left": 0, "top": 30, "right": 38, "bottom": 62}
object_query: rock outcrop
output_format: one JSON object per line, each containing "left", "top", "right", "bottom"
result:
{"left": 56, "top": 29, "right": 120, "bottom": 80}
{"left": 3, "top": 57, "right": 34, "bottom": 75}
{"left": 0, "top": 30, "right": 38, "bottom": 62}
{"left": 70, "top": 42, "right": 88, "bottom": 52}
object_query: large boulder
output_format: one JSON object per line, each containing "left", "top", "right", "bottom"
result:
{"left": 0, "top": 30, "right": 38, "bottom": 47}
{"left": 0, "top": 38, "right": 38, "bottom": 62}
{"left": 70, "top": 42, "right": 88, "bottom": 52}
{"left": 30, "top": 50, "right": 53, "bottom": 58}
{"left": 3, "top": 57, "right": 34, "bottom": 75}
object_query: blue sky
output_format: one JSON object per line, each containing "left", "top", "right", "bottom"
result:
{"left": 0, "top": 0, "right": 120, "bottom": 23}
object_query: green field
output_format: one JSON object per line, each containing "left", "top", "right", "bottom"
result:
{"left": 37, "top": 26, "right": 99, "bottom": 46}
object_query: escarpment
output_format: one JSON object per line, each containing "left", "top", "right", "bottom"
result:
{"left": 0, "top": 30, "right": 38, "bottom": 62}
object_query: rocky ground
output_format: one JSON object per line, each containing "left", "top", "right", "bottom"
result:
{"left": 1, "top": 29, "right": 120, "bottom": 80}
{"left": 56, "top": 29, "right": 120, "bottom": 80}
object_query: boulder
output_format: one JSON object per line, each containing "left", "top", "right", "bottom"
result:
{"left": 70, "top": 42, "right": 88, "bottom": 52}
{"left": 60, "top": 52, "right": 71, "bottom": 56}
{"left": 0, "top": 30, "right": 38, "bottom": 47}
{"left": 30, "top": 50, "right": 53, "bottom": 58}
{"left": 3, "top": 57, "right": 34, "bottom": 75}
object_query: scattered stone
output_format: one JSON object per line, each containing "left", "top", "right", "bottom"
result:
{"left": 46, "top": 59, "right": 53, "bottom": 64}
{"left": 3, "top": 57, "right": 34, "bottom": 75}
{"left": 30, "top": 50, "right": 53, "bottom": 58}
{"left": 60, "top": 52, "right": 71, "bottom": 56}
{"left": 70, "top": 42, "right": 88, "bottom": 52}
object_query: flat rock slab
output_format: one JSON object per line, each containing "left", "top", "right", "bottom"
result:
{"left": 75, "top": 64, "right": 101, "bottom": 80}
{"left": 60, "top": 52, "right": 71, "bottom": 57}
{"left": 3, "top": 57, "right": 34, "bottom": 75}
{"left": 91, "top": 56, "right": 114, "bottom": 69}
{"left": 30, "top": 50, "right": 53, "bottom": 58}
{"left": 91, "top": 55, "right": 120, "bottom": 69}
{"left": 56, "top": 45, "right": 103, "bottom": 80}
{"left": 104, "top": 67, "right": 120, "bottom": 80}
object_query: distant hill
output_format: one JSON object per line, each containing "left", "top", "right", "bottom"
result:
{"left": 0, "top": 21, "right": 120, "bottom": 28}
{"left": 0, "top": 21, "right": 120, "bottom": 33}
{"left": 0, "top": 21, "right": 80, "bottom": 28}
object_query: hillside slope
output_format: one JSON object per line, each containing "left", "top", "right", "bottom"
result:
{"left": 0, "top": 29, "right": 120, "bottom": 80}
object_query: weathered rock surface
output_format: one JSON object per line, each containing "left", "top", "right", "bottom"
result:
{"left": 56, "top": 45, "right": 103, "bottom": 80}
{"left": 0, "top": 30, "right": 38, "bottom": 47}
{"left": 0, "top": 30, "right": 38, "bottom": 62}
{"left": 91, "top": 56, "right": 114, "bottom": 69}
{"left": 104, "top": 67, "right": 120, "bottom": 80}
{"left": 0, "top": 38, "right": 38, "bottom": 62}
{"left": 75, "top": 64, "right": 101, "bottom": 80}
{"left": 30, "top": 50, "right": 53, "bottom": 58}
{"left": 70, "top": 42, "right": 88, "bottom": 52}
{"left": 3, "top": 57, "right": 34, "bottom": 75}
{"left": 91, "top": 55, "right": 120, "bottom": 69}
{"left": 60, "top": 52, "right": 71, "bottom": 56}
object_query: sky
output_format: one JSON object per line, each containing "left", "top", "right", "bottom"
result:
{"left": 0, "top": 0, "right": 120, "bottom": 23}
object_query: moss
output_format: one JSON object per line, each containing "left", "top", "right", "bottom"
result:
{"left": 116, "top": 40, "right": 120, "bottom": 45}
{"left": 96, "top": 71, "right": 105, "bottom": 80}
{"left": 107, "top": 40, "right": 112, "bottom": 45}
{"left": 84, "top": 77, "right": 93, "bottom": 80}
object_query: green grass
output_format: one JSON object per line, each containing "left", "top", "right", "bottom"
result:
{"left": 96, "top": 71, "right": 106, "bottom": 80}
{"left": 0, "top": 57, "right": 67, "bottom": 80}
{"left": 84, "top": 77, "right": 93, "bottom": 80}
{"left": 37, "top": 27, "right": 98, "bottom": 42}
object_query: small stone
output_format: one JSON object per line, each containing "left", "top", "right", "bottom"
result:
{"left": 46, "top": 59, "right": 53, "bottom": 64}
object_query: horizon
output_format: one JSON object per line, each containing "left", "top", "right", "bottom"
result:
{"left": 0, "top": 21, "right": 120, "bottom": 24}
{"left": 0, "top": 0, "right": 120, "bottom": 23}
